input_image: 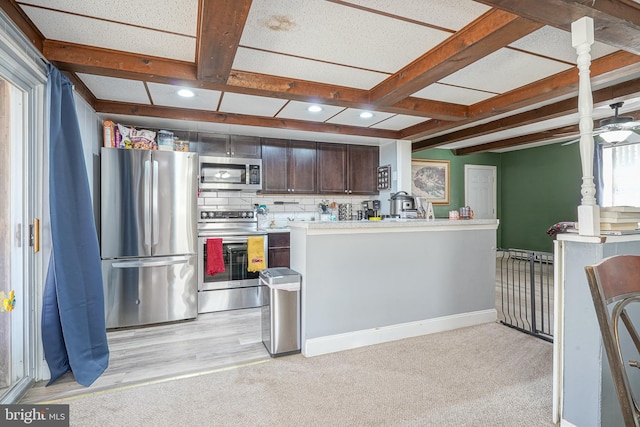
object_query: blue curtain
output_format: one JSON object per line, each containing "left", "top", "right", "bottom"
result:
{"left": 42, "top": 65, "right": 109, "bottom": 386}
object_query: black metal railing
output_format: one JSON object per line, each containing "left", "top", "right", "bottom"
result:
{"left": 496, "top": 249, "right": 554, "bottom": 342}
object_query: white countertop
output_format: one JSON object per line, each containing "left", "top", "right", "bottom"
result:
{"left": 289, "top": 218, "right": 499, "bottom": 235}
{"left": 557, "top": 230, "right": 640, "bottom": 243}
{"left": 259, "top": 227, "right": 291, "bottom": 233}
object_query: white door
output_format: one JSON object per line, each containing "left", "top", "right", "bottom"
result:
{"left": 464, "top": 165, "right": 497, "bottom": 219}
{"left": 0, "top": 78, "right": 27, "bottom": 401}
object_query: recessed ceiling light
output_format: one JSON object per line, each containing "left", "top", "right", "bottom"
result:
{"left": 177, "top": 89, "right": 195, "bottom": 98}
{"left": 307, "top": 105, "right": 323, "bottom": 113}
{"left": 360, "top": 111, "right": 374, "bottom": 119}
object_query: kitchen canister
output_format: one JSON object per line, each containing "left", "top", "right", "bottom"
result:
{"left": 158, "top": 130, "right": 174, "bottom": 151}
{"left": 338, "top": 203, "right": 352, "bottom": 221}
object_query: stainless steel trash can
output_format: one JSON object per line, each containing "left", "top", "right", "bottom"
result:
{"left": 260, "top": 268, "right": 301, "bottom": 357}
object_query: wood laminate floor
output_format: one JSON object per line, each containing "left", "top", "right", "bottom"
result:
{"left": 20, "top": 308, "right": 269, "bottom": 403}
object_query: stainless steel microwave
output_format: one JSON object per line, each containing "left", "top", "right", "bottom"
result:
{"left": 199, "top": 156, "right": 262, "bottom": 191}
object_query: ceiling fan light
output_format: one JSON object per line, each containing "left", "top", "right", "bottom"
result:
{"left": 600, "top": 130, "right": 632, "bottom": 143}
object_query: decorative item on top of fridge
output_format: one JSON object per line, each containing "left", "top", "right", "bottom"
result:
{"left": 103, "top": 120, "right": 191, "bottom": 152}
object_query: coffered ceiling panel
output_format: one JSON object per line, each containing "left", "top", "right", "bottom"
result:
{"left": 509, "top": 26, "right": 618, "bottom": 64}
{"left": 412, "top": 83, "right": 495, "bottom": 105}
{"left": 440, "top": 48, "right": 573, "bottom": 94}
{"left": 147, "top": 83, "right": 221, "bottom": 111}
{"left": 276, "top": 101, "right": 346, "bottom": 122}
{"left": 342, "top": 0, "right": 491, "bottom": 30}
{"left": 240, "top": 0, "right": 451, "bottom": 73}
{"left": 20, "top": 5, "right": 195, "bottom": 61}
{"left": 76, "top": 74, "right": 149, "bottom": 104}
{"left": 218, "top": 93, "right": 288, "bottom": 117}
{"left": 326, "top": 108, "right": 395, "bottom": 127}
{"left": 232, "top": 47, "right": 389, "bottom": 90}
{"left": 18, "top": 0, "right": 198, "bottom": 36}
{"left": 370, "top": 114, "right": 429, "bottom": 131}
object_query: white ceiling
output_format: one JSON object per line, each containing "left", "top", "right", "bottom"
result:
{"left": 8, "top": 0, "right": 640, "bottom": 151}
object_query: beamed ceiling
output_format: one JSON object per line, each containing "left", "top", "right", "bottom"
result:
{"left": 3, "top": 0, "right": 640, "bottom": 153}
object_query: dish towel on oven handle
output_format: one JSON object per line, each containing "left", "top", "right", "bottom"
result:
{"left": 247, "top": 236, "right": 266, "bottom": 272}
{"left": 206, "top": 238, "right": 225, "bottom": 276}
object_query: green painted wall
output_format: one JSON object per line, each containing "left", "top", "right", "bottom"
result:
{"left": 412, "top": 149, "right": 502, "bottom": 244}
{"left": 500, "top": 142, "right": 581, "bottom": 253}
{"left": 413, "top": 142, "right": 582, "bottom": 253}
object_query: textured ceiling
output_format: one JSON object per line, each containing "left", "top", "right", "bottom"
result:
{"left": 4, "top": 0, "right": 640, "bottom": 153}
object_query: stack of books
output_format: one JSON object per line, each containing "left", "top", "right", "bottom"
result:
{"left": 600, "top": 206, "right": 640, "bottom": 231}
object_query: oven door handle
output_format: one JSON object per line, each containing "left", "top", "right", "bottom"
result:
{"left": 225, "top": 237, "right": 249, "bottom": 244}
{"left": 200, "top": 235, "right": 266, "bottom": 244}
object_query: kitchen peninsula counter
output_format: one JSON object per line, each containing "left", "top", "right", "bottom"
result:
{"left": 289, "top": 218, "right": 499, "bottom": 357}
{"left": 291, "top": 218, "right": 498, "bottom": 232}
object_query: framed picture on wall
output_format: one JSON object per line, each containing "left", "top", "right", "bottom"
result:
{"left": 411, "top": 159, "right": 450, "bottom": 205}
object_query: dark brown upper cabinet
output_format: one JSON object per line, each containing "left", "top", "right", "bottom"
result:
{"left": 197, "top": 132, "right": 261, "bottom": 158}
{"left": 261, "top": 138, "right": 317, "bottom": 194}
{"left": 317, "top": 143, "right": 379, "bottom": 195}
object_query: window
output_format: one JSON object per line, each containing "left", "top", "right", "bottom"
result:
{"left": 601, "top": 144, "right": 640, "bottom": 206}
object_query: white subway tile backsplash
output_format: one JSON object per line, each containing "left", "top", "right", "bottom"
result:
{"left": 206, "top": 191, "right": 378, "bottom": 220}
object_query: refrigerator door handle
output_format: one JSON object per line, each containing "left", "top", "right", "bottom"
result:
{"left": 144, "top": 160, "right": 152, "bottom": 247}
{"left": 152, "top": 159, "right": 159, "bottom": 246}
{"left": 112, "top": 257, "right": 189, "bottom": 269}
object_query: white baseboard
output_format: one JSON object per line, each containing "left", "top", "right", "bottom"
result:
{"left": 303, "top": 309, "right": 497, "bottom": 357}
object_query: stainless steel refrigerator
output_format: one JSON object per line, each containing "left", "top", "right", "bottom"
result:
{"left": 100, "top": 147, "right": 198, "bottom": 328}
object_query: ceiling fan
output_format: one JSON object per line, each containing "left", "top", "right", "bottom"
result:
{"left": 562, "top": 101, "right": 640, "bottom": 146}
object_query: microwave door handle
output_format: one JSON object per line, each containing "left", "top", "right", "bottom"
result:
{"left": 144, "top": 160, "right": 151, "bottom": 247}
{"left": 152, "top": 160, "right": 159, "bottom": 245}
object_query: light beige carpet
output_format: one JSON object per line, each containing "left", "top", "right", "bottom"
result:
{"left": 55, "top": 322, "right": 556, "bottom": 426}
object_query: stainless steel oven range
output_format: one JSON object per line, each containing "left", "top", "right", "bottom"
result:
{"left": 197, "top": 208, "right": 268, "bottom": 313}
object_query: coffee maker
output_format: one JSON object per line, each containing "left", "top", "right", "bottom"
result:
{"left": 361, "top": 200, "right": 381, "bottom": 219}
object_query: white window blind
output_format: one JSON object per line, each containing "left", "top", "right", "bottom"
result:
{"left": 601, "top": 144, "right": 640, "bottom": 206}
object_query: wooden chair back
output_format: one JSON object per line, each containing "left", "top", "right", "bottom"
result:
{"left": 585, "top": 254, "right": 640, "bottom": 427}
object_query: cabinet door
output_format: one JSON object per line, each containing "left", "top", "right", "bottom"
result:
{"left": 348, "top": 145, "right": 379, "bottom": 195}
{"left": 317, "top": 143, "right": 348, "bottom": 194}
{"left": 197, "top": 132, "right": 229, "bottom": 156}
{"left": 289, "top": 140, "right": 317, "bottom": 194}
{"left": 267, "top": 233, "right": 290, "bottom": 268}
{"left": 230, "top": 135, "right": 261, "bottom": 158}
{"left": 261, "top": 138, "right": 289, "bottom": 193}
{"left": 268, "top": 248, "right": 291, "bottom": 268}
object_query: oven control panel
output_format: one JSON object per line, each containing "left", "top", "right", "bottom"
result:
{"left": 199, "top": 209, "right": 255, "bottom": 221}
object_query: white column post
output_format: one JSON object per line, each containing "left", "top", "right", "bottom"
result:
{"left": 572, "top": 17, "right": 600, "bottom": 236}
